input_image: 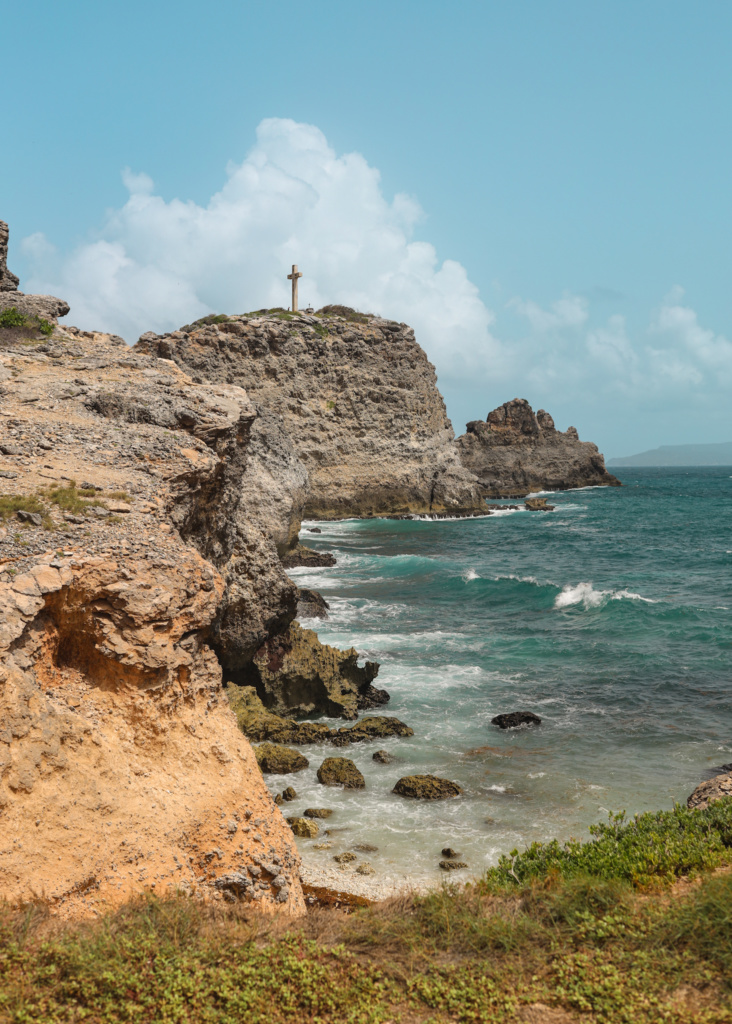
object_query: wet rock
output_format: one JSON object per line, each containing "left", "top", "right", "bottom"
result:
{"left": 250, "top": 622, "right": 383, "bottom": 720}
{"left": 313, "top": 842, "right": 333, "bottom": 850}
{"left": 281, "top": 544, "right": 336, "bottom": 568}
{"left": 491, "top": 711, "right": 542, "bottom": 729}
{"left": 281, "top": 786, "right": 297, "bottom": 801}
{"left": 439, "top": 860, "right": 468, "bottom": 871}
{"left": 254, "top": 743, "right": 309, "bottom": 774}
{"left": 287, "top": 817, "right": 319, "bottom": 838}
{"left": 354, "top": 842, "right": 378, "bottom": 853}
{"left": 333, "top": 851, "right": 357, "bottom": 863}
{"left": 317, "top": 757, "right": 365, "bottom": 789}
{"left": 332, "top": 716, "right": 412, "bottom": 746}
{"left": 372, "top": 749, "right": 395, "bottom": 764}
{"left": 441, "top": 847, "right": 461, "bottom": 858}
{"left": 307, "top": 527, "right": 322, "bottom": 533}
{"left": 524, "top": 498, "right": 555, "bottom": 511}
{"left": 393, "top": 775, "right": 463, "bottom": 800}
{"left": 304, "top": 808, "right": 333, "bottom": 819}
{"left": 274, "top": 794, "right": 283, "bottom": 806}
{"left": 296, "top": 587, "right": 330, "bottom": 619}
{"left": 687, "top": 772, "right": 732, "bottom": 810}
{"left": 356, "top": 863, "right": 375, "bottom": 876}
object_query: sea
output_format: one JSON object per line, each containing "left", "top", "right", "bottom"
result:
{"left": 278, "top": 467, "right": 732, "bottom": 885}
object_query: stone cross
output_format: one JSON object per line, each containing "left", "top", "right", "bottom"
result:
{"left": 287, "top": 264, "right": 302, "bottom": 312}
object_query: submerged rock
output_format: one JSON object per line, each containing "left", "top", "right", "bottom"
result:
{"left": 317, "top": 757, "right": 366, "bottom": 789}
{"left": 333, "top": 851, "right": 358, "bottom": 864}
{"left": 356, "top": 863, "right": 375, "bottom": 876}
{"left": 687, "top": 773, "right": 732, "bottom": 810}
{"left": 254, "top": 743, "right": 309, "bottom": 775}
{"left": 249, "top": 622, "right": 384, "bottom": 720}
{"left": 439, "top": 860, "right": 468, "bottom": 871}
{"left": 441, "top": 847, "right": 461, "bottom": 859}
{"left": 304, "top": 808, "right": 333, "bottom": 819}
{"left": 372, "top": 749, "right": 395, "bottom": 764}
{"left": 491, "top": 712, "right": 542, "bottom": 729}
{"left": 331, "top": 716, "right": 411, "bottom": 746}
{"left": 457, "top": 398, "right": 620, "bottom": 497}
{"left": 393, "top": 775, "right": 463, "bottom": 800}
{"left": 287, "top": 817, "right": 319, "bottom": 838}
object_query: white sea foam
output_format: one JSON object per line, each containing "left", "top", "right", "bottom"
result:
{"left": 554, "top": 582, "right": 656, "bottom": 609}
{"left": 528, "top": 772, "right": 546, "bottom": 779}
{"left": 461, "top": 568, "right": 480, "bottom": 582}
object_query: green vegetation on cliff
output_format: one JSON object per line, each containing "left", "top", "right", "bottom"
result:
{"left": 2, "top": 802, "right": 732, "bottom": 1022}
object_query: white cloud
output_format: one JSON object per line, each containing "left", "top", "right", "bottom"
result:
{"left": 509, "top": 294, "right": 588, "bottom": 332}
{"left": 24, "top": 117, "right": 502, "bottom": 379}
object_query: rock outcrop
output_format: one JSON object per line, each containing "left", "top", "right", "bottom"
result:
{"left": 392, "top": 775, "right": 463, "bottom": 799}
{"left": 687, "top": 773, "right": 732, "bottom": 810}
{"left": 246, "top": 622, "right": 386, "bottom": 720}
{"left": 0, "top": 325, "right": 305, "bottom": 915}
{"left": 456, "top": 399, "right": 620, "bottom": 497}
{"left": 135, "top": 309, "right": 484, "bottom": 518}
{"left": 0, "top": 220, "right": 70, "bottom": 321}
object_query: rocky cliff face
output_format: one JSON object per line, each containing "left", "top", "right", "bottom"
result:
{"left": 135, "top": 309, "right": 483, "bottom": 518}
{"left": 456, "top": 398, "right": 620, "bottom": 496}
{"left": 0, "top": 220, "right": 69, "bottom": 321}
{"left": 0, "top": 325, "right": 305, "bottom": 915}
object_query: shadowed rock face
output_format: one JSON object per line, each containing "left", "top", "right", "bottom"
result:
{"left": 135, "top": 311, "right": 484, "bottom": 518}
{"left": 456, "top": 398, "right": 620, "bottom": 497}
{"left": 0, "top": 220, "right": 69, "bottom": 320}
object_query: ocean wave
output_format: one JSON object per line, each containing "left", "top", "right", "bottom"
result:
{"left": 461, "top": 568, "right": 480, "bottom": 582}
{"left": 554, "top": 582, "right": 657, "bottom": 609}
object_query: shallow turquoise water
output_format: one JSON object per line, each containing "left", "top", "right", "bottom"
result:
{"left": 280, "top": 468, "right": 732, "bottom": 883}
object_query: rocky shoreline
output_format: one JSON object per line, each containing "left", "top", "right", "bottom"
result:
{"left": 0, "top": 218, "right": 628, "bottom": 916}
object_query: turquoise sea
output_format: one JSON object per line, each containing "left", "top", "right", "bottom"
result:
{"left": 282, "top": 468, "right": 732, "bottom": 884}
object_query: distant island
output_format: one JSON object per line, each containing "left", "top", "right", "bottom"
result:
{"left": 609, "top": 441, "right": 732, "bottom": 467}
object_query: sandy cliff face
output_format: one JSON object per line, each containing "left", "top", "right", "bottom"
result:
{"left": 0, "top": 326, "right": 305, "bottom": 915}
{"left": 136, "top": 310, "right": 483, "bottom": 518}
{"left": 456, "top": 398, "right": 620, "bottom": 496}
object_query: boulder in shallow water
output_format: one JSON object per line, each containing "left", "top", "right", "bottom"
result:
{"left": 356, "top": 863, "right": 375, "bottom": 876}
{"left": 317, "top": 757, "right": 366, "bottom": 789}
{"left": 439, "top": 860, "right": 468, "bottom": 871}
{"left": 333, "top": 851, "right": 358, "bottom": 864}
{"left": 254, "top": 743, "right": 309, "bottom": 774}
{"left": 287, "top": 817, "right": 319, "bottom": 838}
{"left": 491, "top": 711, "right": 542, "bottom": 729}
{"left": 441, "top": 847, "right": 461, "bottom": 858}
{"left": 281, "top": 544, "right": 336, "bottom": 568}
{"left": 687, "top": 773, "right": 732, "bottom": 810}
{"left": 372, "top": 749, "right": 395, "bottom": 763}
{"left": 393, "top": 775, "right": 463, "bottom": 799}
{"left": 282, "top": 786, "right": 297, "bottom": 801}
{"left": 332, "top": 716, "right": 412, "bottom": 745}
{"left": 524, "top": 497, "right": 555, "bottom": 511}
{"left": 304, "top": 807, "right": 333, "bottom": 819}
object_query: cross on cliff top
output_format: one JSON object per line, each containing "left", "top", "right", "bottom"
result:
{"left": 287, "top": 264, "right": 302, "bottom": 312}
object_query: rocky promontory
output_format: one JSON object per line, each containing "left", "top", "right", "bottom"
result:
{"left": 135, "top": 307, "right": 484, "bottom": 518}
{"left": 456, "top": 398, "right": 620, "bottom": 497}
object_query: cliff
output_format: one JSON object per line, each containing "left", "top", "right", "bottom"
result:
{"left": 135, "top": 308, "right": 484, "bottom": 518}
{"left": 456, "top": 398, "right": 620, "bottom": 496}
{"left": 0, "top": 322, "right": 305, "bottom": 915}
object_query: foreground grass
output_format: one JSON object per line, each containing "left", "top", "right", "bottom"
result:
{"left": 2, "top": 804, "right": 732, "bottom": 1023}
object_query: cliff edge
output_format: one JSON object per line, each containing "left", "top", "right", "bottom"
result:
{"left": 136, "top": 308, "right": 484, "bottom": 519}
{"left": 456, "top": 398, "right": 620, "bottom": 497}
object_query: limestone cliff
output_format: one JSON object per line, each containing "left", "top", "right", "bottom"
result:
{"left": 456, "top": 398, "right": 620, "bottom": 496}
{"left": 0, "top": 324, "right": 305, "bottom": 915}
{"left": 135, "top": 308, "right": 484, "bottom": 518}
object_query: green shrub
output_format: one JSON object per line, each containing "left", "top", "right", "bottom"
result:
{"left": 483, "top": 801, "right": 732, "bottom": 891}
{"left": 181, "top": 313, "right": 231, "bottom": 332}
{"left": 317, "top": 304, "right": 369, "bottom": 324}
{"left": 0, "top": 307, "right": 54, "bottom": 336}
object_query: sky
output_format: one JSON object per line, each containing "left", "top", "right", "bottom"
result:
{"left": 3, "top": 0, "right": 731, "bottom": 458}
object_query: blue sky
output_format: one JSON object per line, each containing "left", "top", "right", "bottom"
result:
{"left": 3, "top": 0, "right": 731, "bottom": 457}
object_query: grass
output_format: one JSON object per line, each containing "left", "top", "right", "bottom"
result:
{"left": 0, "top": 494, "right": 53, "bottom": 529}
{"left": 0, "top": 306, "right": 55, "bottom": 337}
{"left": 0, "top": 482, "right": 109, "bottom": 530}
{"left": 2, "top": 803, "right": 732, "bottom": 1022}
{"left": 41, "top": 481, "right": 106, "bottom": 516}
